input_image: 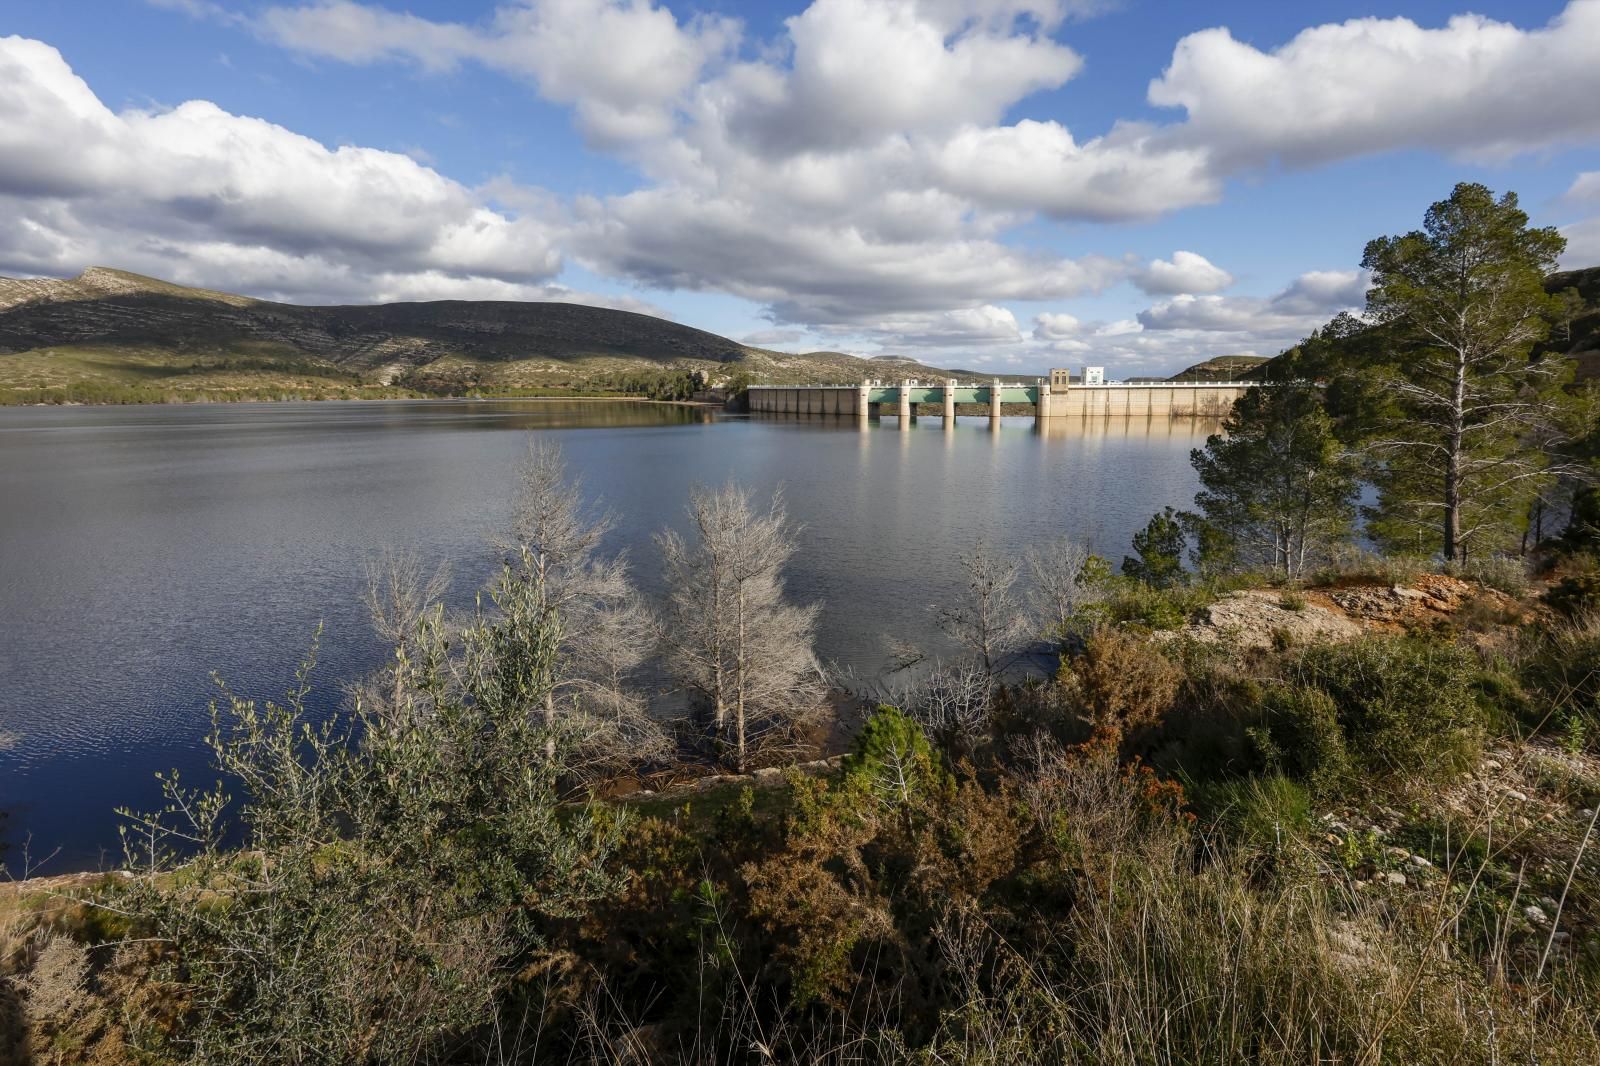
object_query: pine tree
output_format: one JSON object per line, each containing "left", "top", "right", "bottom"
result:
{"left": 1185, "top": 385, "right": 1358, "bottom": 577}
{"left": 1358, "top": 183, "right": 1577, "bottom": 562}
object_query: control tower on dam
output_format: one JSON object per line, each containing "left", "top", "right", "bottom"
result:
{"left": 747, "top": 368, "right": 1251, "bottom": 425}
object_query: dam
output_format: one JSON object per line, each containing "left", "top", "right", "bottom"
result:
{"left": 747, "top": 369, "right": 1251, "bottom": 426}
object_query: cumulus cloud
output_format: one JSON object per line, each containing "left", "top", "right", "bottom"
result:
{"left": 1132, "top": 250, "right": 1233, "bottom": 295}
{"left": 0, "top": 35, "right": 562, "bottom": 303}
{"left": 1032, "top": 311, "right": 1082, "bottom": 340}
{"left": 929, "top": 119, "right": 1219, "bottom": 222}
{"left": 719, "top": 0, "right": 1080, "bottom": 156}
{"left": 1269, "top": 270, "right": 1369, "bottom": 316}
{"left": 256, "top": 0, "right": 738, "bottom": 145}
{"left": 856, "top": 305, "right": 1024, "bottom": 347}
{"left": 1149, "top": 1, "right": 1600, "bottom": 168}
{"left": 1136, "top": 269, "right": 1365, "bottom": 339}
{"left": 228, "top": 0, "right": 1600, "bottom": 351}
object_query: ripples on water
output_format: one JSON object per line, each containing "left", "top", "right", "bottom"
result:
{"left": 0, "top": 399, "right": 1217, "bottom": 869}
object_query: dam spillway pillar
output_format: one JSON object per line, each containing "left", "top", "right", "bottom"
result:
{"left": 989, "top": 379, "right": 1002, "bottom": 419}
{"left": 943, "top": 378, "right": 956, "bottom": 425}
{"left": 857, "top": 383, "right": 870, "bottom": 427}
{"left": 898, "top": 379, "right": 912, "bottom": 427}
{"left": 1036, "top": 380, "right": 1052, "bottom": 425}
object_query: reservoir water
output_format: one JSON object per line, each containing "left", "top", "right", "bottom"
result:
{"left": 0, "top": 399, "right": 1217, "bottom": 871}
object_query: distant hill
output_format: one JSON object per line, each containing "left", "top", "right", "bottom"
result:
{"left": 1540, "top": 265, "right": 1600, "bottom": 380}
{"left": 1167, "top": 355, "right": 1270, "bottom": 382}
{"left": 0, "top": 267, "right": 968, "bottom": 398}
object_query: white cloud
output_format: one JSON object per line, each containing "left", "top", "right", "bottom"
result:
{"left": 1562, "top": 217, "right": 1600, "bottom": 269}
{"left": 1136, "top": 269, "right": 1365, "bottom": 336}
{"left": 929, "top": 119, "right": 1219, "bottom": 222}
{"left": 1032, "top": 311, "right": 1082, "bottom": 340}
{"left": 1132, "top": 250, "right": 1233, "bottom": 295}
{"left": 1269, "top": 269, "right": 1368, "bottom": 315}
{"left": 1149, "top": 2, "right": 1600, "bottom": 169}
{"left": 0, "top": 35, "right": 562, "bottom": 303}
{"left": 569, "top": 185, "right": 1127, "bottom": 330}
{"left": 1566, "top": 171, "right": 1600, "bottom": 203}
{"left": 719, "top": 0, "right": 1080, "bottom": 156}
{"left": 1095, "top": 318, "right": 1143, "bottom": 337}
{"left": 257, "top": 0, "right": 739, "bottom": 145}
{"left": 857, "top": 305, "right": 1024, "bottom": 347}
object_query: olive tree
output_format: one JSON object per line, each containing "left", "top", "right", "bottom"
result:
{"left": 113, "top": 560, "right": 625, "bottom": 1065}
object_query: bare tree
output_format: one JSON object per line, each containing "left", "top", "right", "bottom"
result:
{"left": 361, "top": 546, "right": 451, "bottom": 713}
{"left": 657, "top": 483, "right": 823, "bottom": 772}
{"left": 1023, "top": 535, "right": 1096, "bottom": 639}
{"left": 891, "top": 660, "right": 993, "bottom": 751}
{"left": 933, "top": 542, "right": 1030, "bottom": 678}
{"left": 505, "top": 440, "right": 666, "bottom": 771}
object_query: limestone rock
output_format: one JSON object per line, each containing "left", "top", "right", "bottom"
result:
{"left": 1164, "top": 590, "right": 1362, "bottom": 649}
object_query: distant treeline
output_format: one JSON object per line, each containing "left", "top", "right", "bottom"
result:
{"left": 0, "top": 369, "right": 727, "bottom": 406}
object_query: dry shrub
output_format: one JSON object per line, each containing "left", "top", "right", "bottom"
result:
{"left": 742, "top": 774, "right": 896, "bottom": 1009}
{"left": 1059, "top": 627, "right": 1181, "bottom": 744}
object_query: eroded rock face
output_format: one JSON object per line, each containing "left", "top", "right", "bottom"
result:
{"left": 1328, "top": 575, "right": 1475, "bottom": 623}
{"left": 1167, "top": 590, "right": 1363, "bottom": 649}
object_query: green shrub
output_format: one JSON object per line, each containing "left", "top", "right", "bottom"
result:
{"left": 1278, "top": 589, "right": 1308, "bottom": 612}
{"left": 843, "top": 705, "right": 949, "bottom": 813}
{"left": 1257, "top": 683, "right": 1351, "bottom": 793}
{"left": 1093, "top": 578, "right": 1218, "bottom": 631}
{"left": 1545, "top": 572, "right": 1600, "bottom": 618}
{"left": 1292, "top": 636, "right": 1486, "bottom": 782}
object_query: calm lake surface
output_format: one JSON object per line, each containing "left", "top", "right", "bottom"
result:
{"left": 0, "top": 399, "right": 1217, "bottom": 871}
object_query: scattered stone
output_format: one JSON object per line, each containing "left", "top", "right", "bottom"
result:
{"left": 1408, "top": 855, "right": 1433, "bottom": 869}
{"left": 1382, "top": 871, "right": 1407, "bottom": 886}
{"left": 1505, "top": 789, "right": 1529, "bottom": 802}
{"left": 1384, "top": 846, "right": 1410, "bottom": 860}
{"left": 1525, "top": 905, "right": 1550, "bottom": 924}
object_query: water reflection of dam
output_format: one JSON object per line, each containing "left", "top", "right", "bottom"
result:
{"left": 748, "top": 377, "right": 1251, "bottom": 426}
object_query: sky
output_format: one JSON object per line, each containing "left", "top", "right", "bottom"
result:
{"left": 2, "top": 0, "right": 1599, "bottom": 377}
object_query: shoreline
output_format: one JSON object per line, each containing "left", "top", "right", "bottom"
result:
{"left": 2, "top": 393, "right": 731, "bottom": 411}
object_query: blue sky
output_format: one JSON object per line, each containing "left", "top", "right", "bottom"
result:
{"left": 3, "top": 0, "right": 1599, "bottom": 376}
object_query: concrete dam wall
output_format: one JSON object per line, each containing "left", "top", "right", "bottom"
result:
{"left": 747, "top": 380, "right": 1250, "bottom": 423}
